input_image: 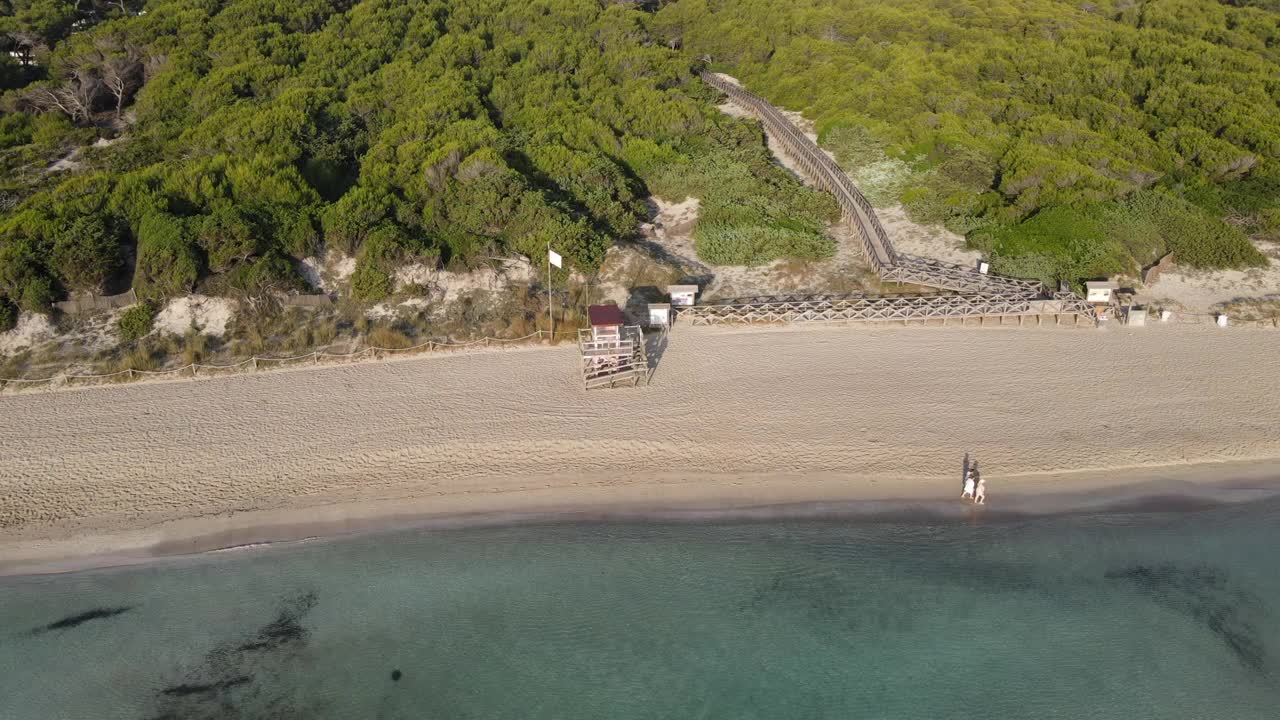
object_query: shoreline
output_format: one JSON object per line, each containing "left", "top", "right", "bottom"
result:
{"left": 2, "top": 457, "right": 1277, "bottom": 579}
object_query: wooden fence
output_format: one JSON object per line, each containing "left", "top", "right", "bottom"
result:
{"left": 53, "top": 289, "right": 138, "bottom": 315}
{"left": 0, "top": 329, "right": 584, "bottom": 393}
{"left": 280, "top": 294, "right": 333, "bottom": 308}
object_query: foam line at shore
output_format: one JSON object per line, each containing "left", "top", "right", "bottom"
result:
{"left": 2, "top": 462, "right": 1276, "bottom": 580}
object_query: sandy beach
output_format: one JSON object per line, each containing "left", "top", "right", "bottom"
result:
{"left": 2, "top": 323, "right": 1280, "bottom": 575}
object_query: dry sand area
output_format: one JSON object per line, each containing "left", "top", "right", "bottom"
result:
{"left": 2, "top": 323, "right": 1280, "bottom": 572}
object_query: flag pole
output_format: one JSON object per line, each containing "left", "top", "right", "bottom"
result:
{"left": 547, "top": 243, "right": 554, "bottom": 340}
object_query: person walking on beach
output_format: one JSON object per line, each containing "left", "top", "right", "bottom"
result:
{"left": 974, "top": 476, "right": 987, "bottom": 505}
{"left": 961, "top": 470, "right": 976, "bottom": 500}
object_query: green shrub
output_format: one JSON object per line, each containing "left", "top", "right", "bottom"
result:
{"left": 694, "top": 223, "right": 833, "bottom": 266}
{"left": 646, "top": 135, "right": 839, "bottom": 267}
{"left": 116, "top": 303, "right": 157, "bottom": 343}
{"left": 0, "top": 113, "right": 33, "bottom": 150}
{"left": 0, "top": 295, "right": 16, "bottom": 332}
{"left": 367, "top": 326, "right": 413, "bottom": 349}
{"left": 18, "top": 276, "right": 54, "bottom": 313}
{"left": 227, "top": 251, "right": 303, "bottom": 295}
{"left": 197, "top": 206, "right": 260, "bottom": 272}
{"left": 273, "top": 207, "right": 321, "bottom": 258}
{"left": 0, "top": 238, "right": 56, "bottom": 313}
{"left": 821, "top": 125, "right": 888, "bottom": 170}
{"left": 350, "top": 262, "right": 393, "bottom": 301}
{"left": 31, "top": 113, "right": 83, "bottom": 147}
{"left": 322, "top": 187, "right": 389, "bottom": 256}
{"left": 133, "top": 213, "right": 201, "bottom": 300}
{"left": 1126, "top": 190, "right": 1267, "bottom": 269}
{"left": 973, "top": 205, "right": 1130, "bottom": 285}
{"left": 50, "top": 215, "right": 123, "bottom": 293}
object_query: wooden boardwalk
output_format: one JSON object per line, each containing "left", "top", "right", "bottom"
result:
{"left": 702, "top": 73, "right": 1048, "bottom": 299}
{"left": 682, "top": 291, "right": 1095, "bottom": 327}
{"left": 698, "top": 72, "right": 1093, "bottom": 327}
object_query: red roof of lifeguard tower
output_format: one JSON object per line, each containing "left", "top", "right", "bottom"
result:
{"left": 588, "top": 305, "right": 625, "bottom": 327}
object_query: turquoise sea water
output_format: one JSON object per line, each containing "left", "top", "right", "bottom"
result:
{"left": 2, "top": 499, "right": 1279, "bottom": 719}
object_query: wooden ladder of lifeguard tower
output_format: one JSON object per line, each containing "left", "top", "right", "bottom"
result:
{"left": 578, "top": 325, "right": 649, "bottom": 389}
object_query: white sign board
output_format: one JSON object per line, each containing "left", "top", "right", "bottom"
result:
{"left": 548, "top": 250, "right": 563, "bottom": 268}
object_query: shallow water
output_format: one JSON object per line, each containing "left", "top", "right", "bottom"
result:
{"left": 2, "top": 499, "right": 1279, "bottom": 719}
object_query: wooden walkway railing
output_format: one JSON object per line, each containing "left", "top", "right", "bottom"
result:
{"left": 683, "top": 291, "right": 1095, "bottom": 327}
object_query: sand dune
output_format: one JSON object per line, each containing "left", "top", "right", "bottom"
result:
{"left": 2, "top": 323, "right": 1279, "bottom": 570}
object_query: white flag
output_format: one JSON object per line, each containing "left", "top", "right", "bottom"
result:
{"left": 548, "top": 249, "right": 563, "bottom": 268}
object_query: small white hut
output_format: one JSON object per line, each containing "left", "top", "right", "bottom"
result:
{"left": 1085, "top": 281, "right": 1119, "bottom": 304}
{"left": 667, "top": 284, "right": 699, "bottom": 307}
{"left": 647, "top": 303, "right": 671, "bottom": 327}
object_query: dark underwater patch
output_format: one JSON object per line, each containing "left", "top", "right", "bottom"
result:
{"left": 161, "top": 675, "right": 251, "bottom": 697}
{"left": 147, "top": 591, "right": 321, "bottom": 719}
{"left": 1105, "top": 562, "right": 1267, "bottom": 672}
{"left": 33, "top": 606, "right": 132, "bottom": 634}
{"left": 742, "top": 571, "right": 848, "bottom": 617}
{"left": 235, "top": 591, "right": 316, "bottom": 653}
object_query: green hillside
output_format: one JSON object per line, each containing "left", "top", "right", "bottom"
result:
{"left": 2, "top": 0, "right": 1279, "bottom": 323}
{"left": 656, "top": 0, "right": 1278, "bottom": 283}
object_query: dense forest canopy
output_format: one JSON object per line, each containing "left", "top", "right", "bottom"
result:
{"left": 2, "top": 0, "right": 1279, "bottom": 321}
{"left": 655, "top": 0, "right": 1280, "bottom": 283}
{"left": 0, "top": 0, "right": 833, "bottom": 318}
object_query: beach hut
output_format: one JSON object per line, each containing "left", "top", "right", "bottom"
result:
{"left": 667, "top": 284, "right": 699, "bottom": 307}
{"left": 647, "top": 303, "right": 672, "bottom": 328}
{"left": 587, "top": 304, "right": 625, "bottom": 341}
{"left": 1085, "top": 281, "right": 1119, "bottom": 304}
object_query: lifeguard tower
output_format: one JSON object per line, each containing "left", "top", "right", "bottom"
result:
{"left": 578, "top": 304, "right": 649, "bottom": 389}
